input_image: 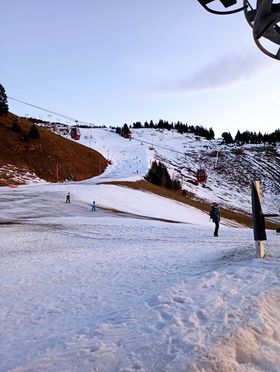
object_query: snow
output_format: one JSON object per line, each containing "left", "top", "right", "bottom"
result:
{"left": 1, "top": 127, "right": 280, "bottom": 371}
{"left": 96, "top": 128, "right": 280, "bottom": 216}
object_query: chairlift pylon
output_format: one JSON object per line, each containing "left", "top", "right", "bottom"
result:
{"left": 196, "top": 157, "right": 208, "bottom": 184}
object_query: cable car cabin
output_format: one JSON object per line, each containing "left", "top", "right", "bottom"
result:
{"left": 70, "top": 127, "right": 81, "bottom": 140}
{"left": 196, "top": 168, "right": 208, "bottom": 184}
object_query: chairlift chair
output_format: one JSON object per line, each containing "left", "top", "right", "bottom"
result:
{"left": 196, "top": 167, "right": 208, "bottom": 184}
{"left": 197, "top": 0, "right": 246, "bottom": 14}
{"left": 70, "top": 126, "right": 81, "bottom": 140}
{"left": 244, "top": 0, "right": 280, "bottom": 60}
{"left": 197, "top": 0, "right": 280, "bottom": 60}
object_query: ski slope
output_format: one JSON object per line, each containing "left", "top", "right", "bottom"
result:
{"left": 1, "top": 127, "right": 280, "bottom": 371}
{"left": 78, "top": 127, "right": 280, "bottom": 216}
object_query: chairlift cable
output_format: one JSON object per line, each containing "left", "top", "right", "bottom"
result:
{"left": 7, "top": 96, "right": 205, "bottom": 157}
{"left": 133, "top": 137, "right": 190, "bottom": 157}
{"left": 7, "top": 96, "right": 92, "bottom": 126}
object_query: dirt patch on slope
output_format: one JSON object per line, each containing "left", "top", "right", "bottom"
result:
{"left": 0, "top": 113, "right": 108, "bottom": 185}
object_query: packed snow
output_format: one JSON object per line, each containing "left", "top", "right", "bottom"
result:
{"left": 1, "top": 127, "right": 280, "bottom": 371}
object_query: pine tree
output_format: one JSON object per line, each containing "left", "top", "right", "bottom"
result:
{"left": 0, "top": 84, "right": 9, "bottom": 115}
{"left": 11, "top": 120, "right": 21, "bottom": 133}
{"left": 222, "top": 131, "right": 233, "bottom": 144}
{"left": 145, "top": 161, "right": 177, "bottom": 190}
{"left": 29, "top": 124, "right": 40, "bottom": 139}
{"left": 121, "top": 123, "right": 131, "bottom": 138}
{"left": 208, "top": 127, "right": 215, "bottom": 140}
{"left": 145, "top": 161, "right": 161, "bottom": 185}
{"left": 235, "top": 130, "right": 242, "bottom": 144}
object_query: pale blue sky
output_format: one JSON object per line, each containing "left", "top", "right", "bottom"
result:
{"left": 1, "top": 0, "right": 279, "bottom": 137}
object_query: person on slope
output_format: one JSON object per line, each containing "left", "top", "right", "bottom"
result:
{"left": 210, "top": 203, "right": 220, "bottom": 237}
{"left": 91, "top": 201, "right": 96, "bottom": 212}
{"left": 65, "top": 192, "right": 71, "bottom": 203}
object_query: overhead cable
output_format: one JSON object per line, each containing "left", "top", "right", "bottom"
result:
{"left": 7, "top": 96, "right": 92, "bottom": 125}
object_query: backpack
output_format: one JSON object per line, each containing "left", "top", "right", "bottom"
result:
{"left": 210, "top": 208, "right": 216, "bottom": 220}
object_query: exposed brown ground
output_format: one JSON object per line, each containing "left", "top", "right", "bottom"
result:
{"left": 0, "top": 112, "right": 108, "bottom": 185}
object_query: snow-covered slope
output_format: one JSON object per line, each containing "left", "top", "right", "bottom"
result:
{"left": 78, "top": 127, "right": 280, "bottom": 216}
{"left": 1, "top": 186, "right": 280, "bottom": 371}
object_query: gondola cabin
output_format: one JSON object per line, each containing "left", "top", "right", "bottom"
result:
{"left": 70, "top": 126, "right": 81, "bottom": 140}
{"left": 196, "top": 168, "right": 207, "bottom": 184}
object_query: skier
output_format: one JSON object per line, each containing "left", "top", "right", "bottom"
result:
{"left": 210, "top": 203, "right": 220, "bottom": 237}
{"left": 65, "top": 192, "right": 71, "bottom": 203}
{"left": 91, "top": 200, "right": 96, "bottom": 212}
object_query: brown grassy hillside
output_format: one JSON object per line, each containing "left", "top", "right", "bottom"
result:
{"left": 0, "top": 113, "right": 108, "bottom": 185}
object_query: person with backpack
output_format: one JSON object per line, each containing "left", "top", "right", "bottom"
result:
{"left": 210, "top": 203, "right": 220, "bottom": 237}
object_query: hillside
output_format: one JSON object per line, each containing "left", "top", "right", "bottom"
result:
{"left": 0, "top": 113, "right": 108, "bottom": 185}
{"left": 128, "top": 128, "right": 280, "bottom": 216}
{"left": 1, "top": 117, "right": 280, "bottom": 228}
{"left": 73, "top": 126, "right": 280, "bottom": 228}
{"left": 72, "top": 126, "right": 280, "bottom": 218}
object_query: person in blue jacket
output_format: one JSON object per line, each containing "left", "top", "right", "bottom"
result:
{"left": 210, "top": 203, "right": 220, "bottom": 237}
{"left": 91, "top": 201, "right": 96, "bottom": 212}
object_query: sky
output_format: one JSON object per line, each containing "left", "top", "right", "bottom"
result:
{"left": 1, "top": 0, "right": 279, "bottom": 137}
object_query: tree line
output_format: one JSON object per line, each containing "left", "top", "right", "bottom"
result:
{"left": 222, "top": 129, "right": 280, "bottom": 145}
{"left": 116, "top": 120, "right": 215, "bottom": 140}
{"left": 1, "top": 82, "right": 279, "bottom": 145}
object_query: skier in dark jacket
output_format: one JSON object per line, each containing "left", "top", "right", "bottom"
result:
{"left": 210, "top": 203, "right": 220, "bottom": 237}
{"left": 65, "top": 192, "right": 71, "bottom": 203}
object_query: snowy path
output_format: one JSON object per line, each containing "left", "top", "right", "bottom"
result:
{"left": 1, "top": 197, "right": 280, "bottom": 370}
{"left": 80, "top": 128, "right": 151, "bottom": 184}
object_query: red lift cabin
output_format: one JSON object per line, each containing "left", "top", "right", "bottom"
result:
{"left": 70, "top": 126, "right": 81, "bottom": 140}
{"left": 196, "top": 168, "right": 208, "bottom": 184}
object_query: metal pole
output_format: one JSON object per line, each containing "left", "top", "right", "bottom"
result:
{"left": 251, "top": 180, "right": 266, "bottom": 258}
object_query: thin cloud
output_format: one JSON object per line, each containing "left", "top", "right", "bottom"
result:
{"left": 150, "top": 51, "right": 271, "bottom": 96}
